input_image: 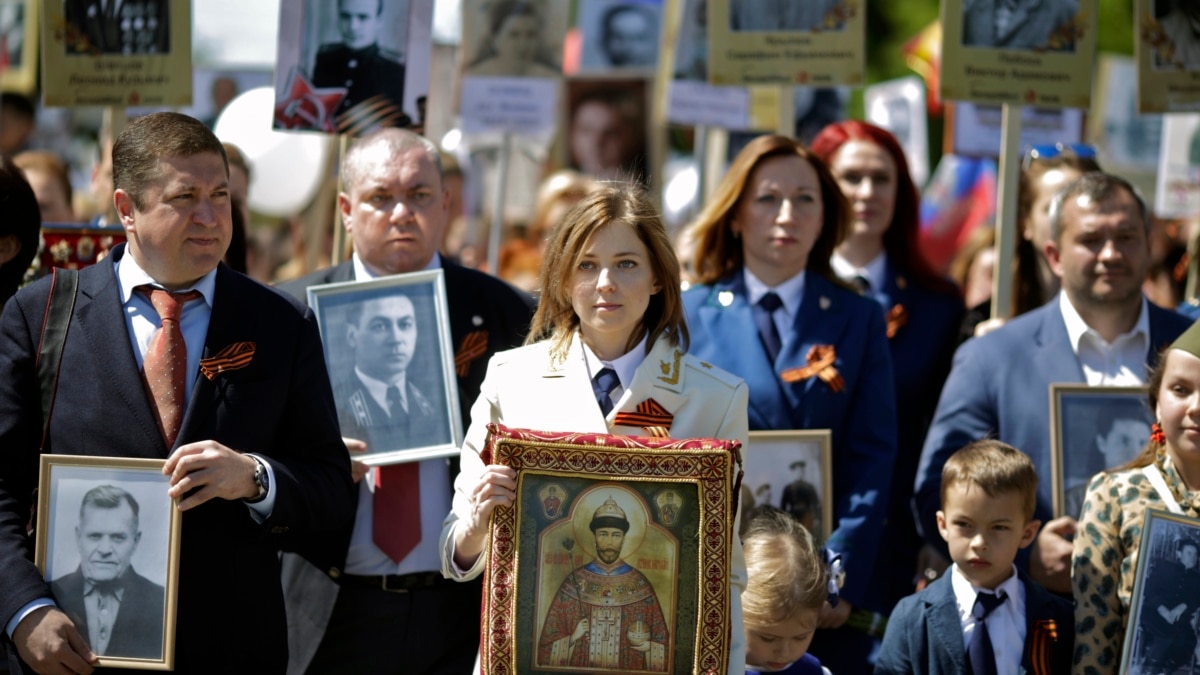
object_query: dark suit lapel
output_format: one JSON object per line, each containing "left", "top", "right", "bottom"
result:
{"left": 177, "top": 266, "right": 243, "bottom": 449}
{"left": 698, "top": 275, "right": 792, "bottom": 429}
{"left": 1148, "top": 301, "right": 1184, "bottom": 363}
{"left": 74, "top": 256, "right": 165, "bottom": 456}
{"left": 925, "top": 575, "right": 968, "bottom": 673}
{"left": 776, "top": 275, "right": 851, "bottom": 422}
{"left": 1032, "top": 303, "right": 1085, "bottom": 385}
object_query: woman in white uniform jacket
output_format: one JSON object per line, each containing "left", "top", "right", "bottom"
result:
{"left": 439, "top": 184, "right": 750, "bottom": 673}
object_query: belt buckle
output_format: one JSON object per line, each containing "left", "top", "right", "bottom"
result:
{"left": 379, "top": 576, "right": 410, "bottom": 594}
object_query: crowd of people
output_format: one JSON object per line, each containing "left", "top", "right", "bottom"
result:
{"left": 0, "top": 102, "right": 1199, "bottom": 675}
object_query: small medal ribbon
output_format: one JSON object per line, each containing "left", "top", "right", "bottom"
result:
{"left": 780, "top": 345, "right": 844, "bottom": 393}
{"left": 613, "top": 398, "right": 674, "bottom": 438}
{"left": 198, "top": 342, "right": 256, "bottom": 380}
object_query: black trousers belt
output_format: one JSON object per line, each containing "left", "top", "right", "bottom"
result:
{"left": 338, "top": 571, "right": 446, "bottom": 593}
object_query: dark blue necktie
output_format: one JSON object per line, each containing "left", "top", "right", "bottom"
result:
{"left": 753, "top": 292, "right": 784, "bottom": 363}
{"left": 968, "top": 591, "right": 1007, "bottom": 675}
{"left": 592, "top": 367, "right": 619, "bottom": 417}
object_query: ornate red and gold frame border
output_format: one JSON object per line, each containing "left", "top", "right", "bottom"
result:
{"left": 480, "top": 424, "right": 742, "bottom": 675}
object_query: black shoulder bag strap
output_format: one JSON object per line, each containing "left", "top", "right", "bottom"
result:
{"left": 35, "top": 267, "right": 79, "bottom": 450}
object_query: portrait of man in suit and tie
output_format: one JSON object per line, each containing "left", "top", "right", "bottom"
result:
{"left": 336, "top": 292, "right": 447, "bottom": 455}
{"left": 62, "top": 0, "right": 170, "bottom": 55}
{"left": 50, "top": 485, "right": 165, "bottom": 660}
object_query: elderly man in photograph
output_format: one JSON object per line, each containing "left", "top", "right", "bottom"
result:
{"left": 50, "top": 486, "right": 164, "bottom": 660}
{"left": 0, "top": 111, "right": 354, "bottom": 674}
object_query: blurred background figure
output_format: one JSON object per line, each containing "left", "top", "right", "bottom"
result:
{"left": 498, "top": 169, "right": 595, "bottom": 291}
{"left": 85, "top": 133, "right": 117, "bottom": 227}
{"left": 598, "top": 3, "right": 658, "bottom": 68}
{"left": 568, "top": 88, "right": 646, "bottom": 181}
{"left": 0, "top": 93, "right": 35, "bottom": 156}
{"left": 202, "top": 76, "right": 240, "bottom": 128}
{"left": 0, "top": 155, "right": 41, "bottom": 309}
{"left": 13, "top": 150, "right": 77, "bottom": 224}
{"left": 465, "top": 0, "right": 560, "bottom": 77}
{"left": 221, "top": 143, "right": 253, "bottom": 274}
{"left": 965, "top": 144, "right": 1101, "bottom": 338}
{"left": 948, "top": 225, "right": 997, "bottom": 333}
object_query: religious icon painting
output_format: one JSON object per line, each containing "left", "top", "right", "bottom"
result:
{"left": 35, "top": 455, "right": 182, "bottom": 671}
{"left": 1119, "top": 509, "right": 1200, "bottom": 675}
{"left": 308, "top": 269, "right": 463, "bottom": 465}
{"left": 1049, "top": 384, "right": 1153, "bottom": 519}
{"left": 480, "top": 423, "right": 742, "bottom": 674}
{"left": 740, "top": 430, "right": 833, "bottom": 542}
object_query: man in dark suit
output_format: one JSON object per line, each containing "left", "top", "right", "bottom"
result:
{"left": 278, "top": 127, "right": 533, "bottom": 675}
{"left": 312, "top": 0, "right": 407, "bottom": 122}
{"left": 63, "top": 0, "right": 170, "bottom": 55}
{"left": 916, "top": 172, "right": 1193, "bottom": 596}
{"left": 0, "top": 112, "right": 355, "bottom": 674}
{"left": 50, "top": 486, "right": 165, "bottom": 660}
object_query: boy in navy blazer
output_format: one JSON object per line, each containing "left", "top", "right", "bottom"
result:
{"left": 877, "top": 441, "right": 1072, "bottom": 675}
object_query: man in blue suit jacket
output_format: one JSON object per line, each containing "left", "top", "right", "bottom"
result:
{"left": 915, "top": 172, "right": 1193, "bottom": 593}
{"left": 0, "top": 113, "right": 355, "bottom": 673}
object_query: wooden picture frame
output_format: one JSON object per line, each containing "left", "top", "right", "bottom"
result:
{"left": 1049, "top": 384, "right": 1153, "bottom": 519}
{"left": 740, "top": 429, "right": 833, "bottom": 542}
{"left": 35, "top": 455, "right": 182, "bottom": 671}
{"left": 480, "top": 423, "right": 742, "bottom": 674}
{"left": 308, "top": 269, "right": 463, "bottom": 465}
{"left": 1120, "top": 508, "right": 1200, "bottom": 674}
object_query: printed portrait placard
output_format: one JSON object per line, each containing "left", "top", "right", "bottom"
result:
{"left": 1136, "top": 0, "right": 1200, "bottom": 113}
{"left": 705, "top": 0, "right": 864, "bottom": 87}
{"left": 939, "top": 0, "right": 1097, "bottom": 109}
{"left": 0, "top": 0, "right": 38, "bottom": 95}
{"left": 41, "top": 0, "right": 192, "bottom": 107}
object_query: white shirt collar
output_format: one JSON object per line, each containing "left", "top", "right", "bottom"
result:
{"left": 354, "top": 367, "right": 407, "bottom": 414}
{"left": 581, "top": 333, "right": 648, "bottom": 391}
{"left": 352, "top": 251, "right": 442, "bottom": 280}
{"left": 743, "top": 268, "right": 806, "bottom": 317}
{"left": 950, "top": 562, "right": 1022, "bottom": 607}
{"left": 831, "top": 251, "right": 887, "bottom": 290}
{"left": 1058, "top": 291, "right": 1150, "bottom": 353}
{"left": 116, "top": 249, "right": 217, "bottom": 307}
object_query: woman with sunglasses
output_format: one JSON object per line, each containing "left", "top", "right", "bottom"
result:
{"left": 681, "top": 134, "right": 898, "bottom": 675}
{"left": 810, "top": 120, "right": 963, "bottom": 617}
{"left": 966, "top": 143, "right": 1101, "bottom": 338}
{"left": 441, "top": 183, "right": 750, "bottom": 674}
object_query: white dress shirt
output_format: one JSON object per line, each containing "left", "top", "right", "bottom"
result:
{"left": 581, "top": 334, "right": 649, "bottom": 410}
{"left": 831, "top": 250, "right": 887, "bottom": 294}
{"left": 951, "top": 564, "right": 1027, "bottom": 675}
{"left": 1058, "top": 292, "right": 1150, "bottom": 386}
{"left": 345, "top": 251, "right": 451, "bottom": 576}
{"left": 743, "top": 268, "right": 806, "bottom": 342}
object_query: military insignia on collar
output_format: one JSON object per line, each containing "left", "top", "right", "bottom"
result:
{"left": 199, "top": 342, "right": 256, "bottom": 380}
{"left": 658, "top": 350, "right": 682, "bottom": 384}
{"left": 472, "top": 315, "right": 484, "bottom": 327}
{"left": 781, "top": 345, "right": 844, "bottom": 392}
{"left": 718, "top": 291, "right": 734, "bottom": 307}
{"left": 819, "top": 296, "right": 831, "bottom": 310}
{"left": 700, "top": 361, "right": 713, "bottom": 369}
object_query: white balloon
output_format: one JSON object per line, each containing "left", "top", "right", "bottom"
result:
{"left": 214, "top": 87, "right": 333, "bottom": 217}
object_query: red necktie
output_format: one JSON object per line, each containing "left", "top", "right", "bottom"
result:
{"left": 139, "top": 286, "right": 201, "bottom": 448}
{"left": 373, "top": 463, "right": 422, "bottom": 563}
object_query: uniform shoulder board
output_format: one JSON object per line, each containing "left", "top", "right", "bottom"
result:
{"left": 682, "top": 353, "right": 741, "bottom": 389}
{"left": 379, "top": 47, "right": 403, "bottom": 63}
{"left": 317, "top": 42, "right": 343, "bottom": 55}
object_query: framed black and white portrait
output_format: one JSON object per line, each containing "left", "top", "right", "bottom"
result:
{"left": 1049, "top": 384, "right": 1153, "bottom": 519}
{"left": 460, "top": 0, "right": 566, "bottom": 79}
{"left": 35, "top": 455, "right": 182, "bottom": 671}
{"left": 1120, "top": 509, "right": 1200, "bottom": 674}
{"left": 1150, "top": 0, "right": 1200, "bottom": 70}
{"left": 577, "top": 0, "right": 662, "bottom": 73}
{"left": 308, "top": 269, "right": 463, "bottom": 465}
{"left": 739, "top": 429, "right": 833, "bottom": 542}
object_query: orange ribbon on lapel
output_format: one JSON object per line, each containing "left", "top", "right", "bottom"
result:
{"left": 886, "top": 304, "right": 907, "bottom": 339}
{"left": 199, "top": 342, "right": 255, "bottom": 380}
{"left": 455, "top": 330, "right": 488, "bottom": 376}
{"left": 612, "top": 398, "right": 674, "bottom": 437}
{"left": 1029, "top": 619, "right": 1059, "bottom": 675}
{"left": 780, "top": 345, "right": 844, "bottom": 393}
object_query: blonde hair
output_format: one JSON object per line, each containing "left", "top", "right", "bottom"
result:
{"left": 526, "top": 182, "right": 686, "bottom": 360}
{"left": 741, "top": 506, "right": 829, "bottom": 626}
{"left": 941, "top": 440, "right": 1038, "bottom": 520}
